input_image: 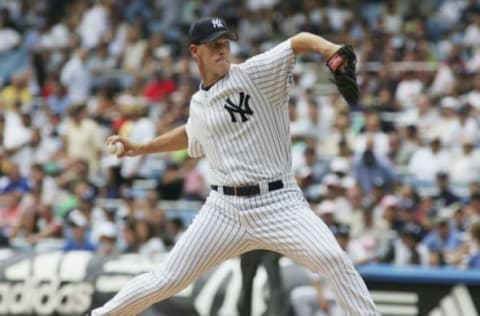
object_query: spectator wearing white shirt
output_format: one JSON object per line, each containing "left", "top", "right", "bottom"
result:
{"left": 450, "top": 136, "right": 480, "bottom": 184}
{"left": 463, "top": 73, "right": 480, "bottom": 111}
{"left": 430, "top": 50, "right": 462, "bottom": 97}
{"left": 354, "top": 110, "right": 389, "bottom": 157}
{"left": 395, "top": 71, "right": 424, "bottom": 110}
{"left": 390, "top": 222, "right": 431, "bottom": 267}
{"left": 78, "top": 0, "right": 109, "bottom": 49}
{"left": 3, "top": 107, "right": 33, "bottom": 176}
{"left": 455, "top": 104, "right": 479, "bottom": 146}
{"left": 321, "top": 174, "right": 353, "bottom": 226}
{"left": 399, "top": 94, "right": 440, "bottom": 139}
{"left": 408, "top": 136, "right": 451, "bottom": 182}
{"left": 431, "top": 96, "right": 462, "bottom": 148}
{"left": 319, "top": 111, "right": 356, "bottom": 158}
{"left": 119, "top": 100, "right": 156, "bottom": 181}
{"left": 0, "top": 16, "right": 20, "bottom": 54}
{"left": 60, "top": 49, "right": 91, "bottom": 103}
{"left": 463, "top": 12, "right": 480, "bottom": 47}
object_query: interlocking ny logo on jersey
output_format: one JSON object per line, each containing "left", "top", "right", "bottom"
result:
{"left": 211, "top": 18, "right": 223, "bottom": 28}
{"left": 224, "top": 92, "right": 253, "bottom": 122}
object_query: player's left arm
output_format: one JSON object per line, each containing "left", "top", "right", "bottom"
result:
{"left": 291, "top": 32, "right": 359, "bottom": 105}
{"left": 290, "top": 32, "right": 340, "bottom": 59}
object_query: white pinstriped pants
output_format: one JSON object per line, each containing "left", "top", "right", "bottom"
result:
{"left": 92, "top": 178, "right": 379, "bottom": 316}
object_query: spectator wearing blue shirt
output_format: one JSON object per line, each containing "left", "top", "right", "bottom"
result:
{"left": 47, "top": 83, "right": 71, "bottom": 116}
{"left": 353, "top": 137, "right": 396, "bottom": 194}
{"left": 467, "top": 221, "right": 480, "bottom": 269}
{"left": 63, "top": 209, "right": 96, "bottom": 252}
{"left": 422, "top": 215, "right": 463, "bottom": 266}
{"left": 0, "top": 163, "right": 30, "bottom": 194}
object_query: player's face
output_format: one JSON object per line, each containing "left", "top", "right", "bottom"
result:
{"left": 190, "top": 36, "right": 231, "bottom": 82}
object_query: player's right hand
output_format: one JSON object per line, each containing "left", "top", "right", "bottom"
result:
{"left": 318, "top": 297, "right": 330, "bottom": 313}
{"left": 106, "top": 135, "right": 141, "bottom": 158}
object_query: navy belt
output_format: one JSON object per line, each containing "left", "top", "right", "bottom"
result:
{"left": 211, "top": 180, "right": 284, "bottom": 197}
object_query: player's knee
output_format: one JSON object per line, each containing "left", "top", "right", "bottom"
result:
{"left": 317, "top": 248, "right": 350, "bottom": 271}
{"left": 150, "top": 269, "right": 189, "bottom": 293}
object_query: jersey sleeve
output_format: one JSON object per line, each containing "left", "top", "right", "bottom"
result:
{"left": 240, "top": 39, "right": 296, "bottom": 107}
{"left": 185, "top": 117, "right": 205, "bottom": 158}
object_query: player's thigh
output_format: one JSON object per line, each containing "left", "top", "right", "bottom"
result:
{"left": 160, "top": 198, "right": 250, "bottom": 284}
{"left": 267, "top": 203, "right": 349, "bottom": 275}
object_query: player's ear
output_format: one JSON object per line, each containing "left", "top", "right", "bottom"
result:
{"left": 189, "top": 44, "right": 198, "bottom": 58}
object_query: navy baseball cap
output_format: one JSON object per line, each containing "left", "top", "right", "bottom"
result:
{"left": 189, "top": 17, "right": 237, "bottom": 44}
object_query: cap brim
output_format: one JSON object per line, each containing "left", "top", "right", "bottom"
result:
{"left": 196, "top": 30, "right": 237, "bottom": 44}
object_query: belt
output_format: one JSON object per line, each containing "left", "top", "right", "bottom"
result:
{"left": 211, "top": 180, "right": 284, "bottom": 197}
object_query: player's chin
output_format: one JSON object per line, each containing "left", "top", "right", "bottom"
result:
{"left": 215, "top": 60, "right": 229, "bottom": 71}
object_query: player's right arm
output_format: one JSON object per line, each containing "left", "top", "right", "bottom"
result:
{"left": 107, "top": 125, "right": 188, "bottom": 158}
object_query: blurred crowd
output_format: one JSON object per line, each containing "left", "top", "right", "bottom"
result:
{"left": 0, "top": 0, "right": 479, "bottom": 271}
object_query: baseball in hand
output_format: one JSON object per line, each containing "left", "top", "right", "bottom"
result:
{"left": 108, "top": 142, "right": 125, "bottom": 155}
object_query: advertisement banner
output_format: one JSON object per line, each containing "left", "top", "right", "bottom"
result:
{"left": 0, "top": 250, "right": 479, "bottom": 316}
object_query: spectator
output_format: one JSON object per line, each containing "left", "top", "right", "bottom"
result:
{"left": 433, "top": 172, "right": 460, "bottom": 209}
{"left": 0, "top": 163, "right": 30, "bottom": 194}
{"left": 315, "top": 200, "right": 337, "bottom": 229}
{"left": 96, "top": 221, "right": 119, "bottom": 256}
{"left": 182, "top": 157, "right": 206, "bottom": 201}
{"left": 30, "top": 204, "right": 63, "bottom": 244}
{"left": 142, "top": 69, "right": 177, "bottom": 102}
{"left": 451, "top": 221, "right": 480, "bottom": 269}
{"left": 60, "top": 49, "right": 91, "bottom": 103}
{"left": 449, "top": 135, "right": 480, "bottom": 183}
{"left": 387, "top": 222, "right": 431, "bottom": 267}
{"left": 63, "top": 210, "right": 96, "bottom": 252}
{"left": 87, "top": 41, "right": 118, "bottom": 76}
{"left": 400, "top": 94, "right": 439, "bottom": 139}
{"left": 46, "top": 80, "right": 71, "bottom": 116}
{"left": 78, "top": 0, "right": 109, "bottom": 50}
{"left": 354, "top": 110, "right": 389, "bottom": 157}
{"left": 166, "top": 217, "right": 185, "bottom": 245}
{"left": 432, "top": 96, "right": 461, "bottom": 148}
{"left": 0, "top": 192, "right": 23, "bottom": 236}
{"left": 422, "top": 213, "right": 463, "bottom": 266}
{"left": 136, "top": 220, "right": 167, "bottom": 257}
{"left": 408, "top": 136, "right": 451, "bottom": 182}
{"left": 319, "top": 111, "right": 355, "bottom": 158}
{"left": 0, "top": 72, "right": 32, "bottom": 110}
{"left": 121, "top": 24, "right": 147, "bottom": 74}
{"left": 353, "top": 137, "right": 396, "bottom": 194}
{"left": 395, "top": 71, "right": 424, "bottom": 109}
{"left": 466, "top": 221, "right": 480, "bottom": 269}
{"left": 0, "top": 10, "right": 20, "bottom": 54}
{"left": 63, "top": 103, "right": 103, "bottom": 177}
{"left": 465, "top": 192, "right": 480, "bottom": 224}
{"left": 118, "top": 99, "right": 156, "bottom": 182}
{"left": 3, "top": 106, "right": 34, "bottom": 176}
{"left": 321, "top": 174, "right": 352, "bottom": 225}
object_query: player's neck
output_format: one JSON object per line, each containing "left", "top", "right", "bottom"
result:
{"left": 198, "top": 63, "right": 228, "bottom": 90}
{"left": 201, "top": 73, "right": 226, "bottom": 90}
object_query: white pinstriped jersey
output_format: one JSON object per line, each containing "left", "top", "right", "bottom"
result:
{"left": 185, "top": 40, "right": 296, "bottom": 186}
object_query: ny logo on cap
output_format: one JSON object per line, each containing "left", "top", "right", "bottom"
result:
{"left": 211, "top": 18, "right": 223, "bottom": 29}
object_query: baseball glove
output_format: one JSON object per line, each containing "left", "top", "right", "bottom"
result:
{"left": 326, "top": 45, "right": 359, "bottom": 105}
